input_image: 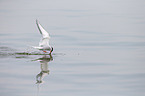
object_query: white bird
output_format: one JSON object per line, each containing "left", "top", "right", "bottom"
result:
{"left": 33, "top": 20, "right": 53, "bottom": 54}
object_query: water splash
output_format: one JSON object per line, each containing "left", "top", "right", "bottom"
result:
{"left": 0, "top": 46, "right": 65, "bottom": 58}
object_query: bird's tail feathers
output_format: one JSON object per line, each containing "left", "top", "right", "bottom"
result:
{"left": 31, "top": 46, "right": 42, "bottom": 49}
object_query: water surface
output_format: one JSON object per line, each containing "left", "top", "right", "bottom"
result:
{"left": 0, "top": 0, "right": 145, "bottom": 96}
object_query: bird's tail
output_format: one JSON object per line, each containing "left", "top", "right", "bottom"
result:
{"left": 31, "top": 46, "right": 42, "bottom": 49}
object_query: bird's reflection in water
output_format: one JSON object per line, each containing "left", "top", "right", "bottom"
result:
{"left": 34, "top": 54, "right": 53, "bottom": 96}
{"left": 34, "top": 54, "right": 53, "bottom": 84}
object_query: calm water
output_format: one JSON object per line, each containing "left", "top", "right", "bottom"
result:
{"left": 0, "top": 0, "right": 145, "bottom": 96}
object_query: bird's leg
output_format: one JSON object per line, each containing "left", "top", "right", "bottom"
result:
{"left": 43, "top": 51, "right": 47, "bottom": 56}
{"left": 43, "top": 51, "right": 47, "bottom": 53}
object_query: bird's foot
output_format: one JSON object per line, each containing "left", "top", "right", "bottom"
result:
{"left": 43, "top": 51, "right": 47, "bottom": 53}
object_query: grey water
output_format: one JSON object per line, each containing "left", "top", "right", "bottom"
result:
{"left": 0, "top": 0, "right": 145, "bottom": 96}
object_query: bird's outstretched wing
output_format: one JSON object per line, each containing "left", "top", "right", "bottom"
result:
{"left": 36, "top": 20, "right": 50, "bottom": 39}
{"left": 36, "top": 20, "right": 50, "bottom": 47}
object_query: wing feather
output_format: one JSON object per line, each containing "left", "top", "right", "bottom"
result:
{"left": 36, "top": 20, "right": 51, "bottom": 47}
{"left": 36, "top": 20, "right": 50, "bottom": 39}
